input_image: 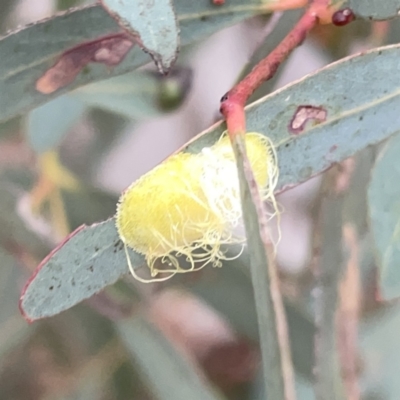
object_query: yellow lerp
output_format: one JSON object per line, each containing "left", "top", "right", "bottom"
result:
{"left": 116, "top": 132, "right": 279, "bottom": 282}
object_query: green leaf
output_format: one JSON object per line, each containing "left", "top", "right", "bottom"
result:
{"left": 185, "top": 45, "right": 400, "bottom": 192}
{"left": 0, "top": 1, "right": 273, "bottom": 124}
{"left": 368, "top": 132, "right": 400, "bottom": 300}
{"left": 343, "top": 148, "right": 377, "bottom": 235}
{"left": 231, "top": 134, "right": 295, "bottom": 399}
{"left": 116, "top": 316, "right": 220, "bottom": 400}
{"left": 345, "top": 0, "right": 400, "bottom": 20}
{"left": 313, "top": 172, "right": 346, "bottom": 400}
{"left": 100, "top": 0, "right": 179, "bottom": 73}
{"left": 19, "top": 219, "right": 143, "bottom": 322}
{"left": 361, "top": 305, "right": 400, "bottom": 398}
{"left": 27, "top": 95, "right": 87, "bottom": 153}
{"left": 21, "top": 44, "right": 400, "bottom": 320}
{"left": 73, "top": 71, "right": 161, "bottom": 120}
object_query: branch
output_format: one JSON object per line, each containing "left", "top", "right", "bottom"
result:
{"left": 219, "top": 0, "right": 351, "bottom": 136}
{"left": 217, "top": 1, "right": 354, "bottom": 399}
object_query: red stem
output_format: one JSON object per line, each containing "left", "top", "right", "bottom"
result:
{"left": 220, "top": 0, "right": 332, "bottom": 136}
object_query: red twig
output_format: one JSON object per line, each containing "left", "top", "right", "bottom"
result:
{"left": 220, "top": 0, "right": 335, "bottom": 136}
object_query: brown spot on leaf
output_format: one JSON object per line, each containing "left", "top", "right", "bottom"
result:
{"left": 289, "top": 105, "right": 327, "bottom": 134}
{"left": 36, "top": 33, "right": 134, "bottom": 94}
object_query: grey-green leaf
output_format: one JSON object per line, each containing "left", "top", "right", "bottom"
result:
{"left": 117, "top": 316, "right": 220, "bottom": 400}
{"left": 0, "top": 1, "right": 270, "bottom": 124}
{"left": 368, "top": 132, "right": 400, "bottom": 300}
{"left": 19, "top": 219, "right": 143, "bottom": 322}
{"left": 73, "top": 71, "right": 160, "bottom": 119}
{"left": 313, "top": 173, "right": 346, "bottom": 399}
{"left": 361, "top": 305, "right": 400, "bottom": 397}
{"left": 232, "top": 134, "right": 295, "bottom": 399}
{"left": 21, "top": 44, "right": 400, "bottom": 320}
{"left": 27, "top": 95, "right": 86, "bottom": 153}
{"left": 346, "top": 0, "right": 400, "bottom": 20}
{"left": 100, "top": 0, "right": 179, "bottom": 73}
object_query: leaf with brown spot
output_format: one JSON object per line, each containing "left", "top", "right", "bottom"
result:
{"left": 0, "top": 2, "right": 275, "bottom": 123}
{"left": 36, "top": 33, "right": 134, "bottom": 94}
{"left": 289, "top": 105, "right": 327, "bottom": 134}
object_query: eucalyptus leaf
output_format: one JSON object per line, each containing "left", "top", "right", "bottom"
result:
{"left": 73, "top": 71, "right": 161, "bottom": 120}
{"left": 100, "top": 0, "right": 179, "bottom": 73}
{"left": 313, "top": 172, "right": 346, "bottom": 400}
{"left": 345, "top": 0, "right": 400, "bottom": 20}
{"left": 343, "top": 148, "right": 376, "bottom": 235}
{"left": 27, "top": 95, "right": 87, "bottom": 153}
{"left": 20, "top": 44, "right": 400, "bottom": 321}
{"left": 116, "top": 316, "right": 220, "bottom": 400}
{"left": 231, "top": 134, "right": 295, "bottom": 399}
{"left": 0, "top": 1, "right": 275, "bottom": 124}
{"left": 19, "top": 219, "right": 143, "bottom": 322}
{"left": 185, "top": 45, "right": 400, "bottom": 192}
{"left": 360, "top": 305, "right": 400, "bottom": 398}
{"left": 368, "top": 132, "right": 400, "bottom": 300}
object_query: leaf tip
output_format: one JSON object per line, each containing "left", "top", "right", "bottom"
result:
{"left": 19, "top": 224, "right": 87, "bottom": 322}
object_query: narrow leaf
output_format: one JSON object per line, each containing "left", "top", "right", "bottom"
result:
{"left": 313, "top": 170, "right": 346, "bottom": 400}
{"left": 117, "top": 316, "right": 220, "bottom": 400}
{"left": 361, "top": 305, "right": 400, "bottom": 398}
{"left": 74, "top": 71, "right": 160, "bottom": 119}
{"left": 27, "top": 95, "right": 86, "bottom": 153}
{"left": 231, "top": 134, "right": 295, "bottom": 400}
{"left": 345, "top": 0, "right": 400, "bottom": 20}
{"left": 368, "top": 132, "right": 400, "bottom": 300}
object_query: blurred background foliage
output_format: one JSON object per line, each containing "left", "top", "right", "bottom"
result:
{"left": 2, "top": 0, "right": 400, "bottom": 399}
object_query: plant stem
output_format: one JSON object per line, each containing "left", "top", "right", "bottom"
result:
{"left": 219, "top": 0, "right": 334, "bottom": 398}
{"left": 220, "top": 0, "right": 333, "bottom": 136}
{"left": 232, "top": 135, "right": 296, "bottom": 400}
